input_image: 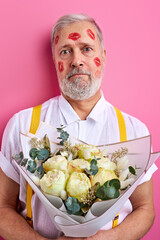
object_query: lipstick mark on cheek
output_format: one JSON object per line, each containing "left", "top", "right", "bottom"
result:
{"left": 87, "top": 29, "right": 95, "bottom": 40}
{"left": 55, "top": 35, "right": 59, "bottom": 45}
{"left": 68, "top": 32, "right": 81, "bottom": 41}
{"left": 94, "top": 57, "right": 101, "bottom": 67}
{"left": 58, "top": 61, "right": 64, "bottom": 73}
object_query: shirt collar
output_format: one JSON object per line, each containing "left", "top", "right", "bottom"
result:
{"left": 58, "top": 92, "right": 106, "bottom": 124}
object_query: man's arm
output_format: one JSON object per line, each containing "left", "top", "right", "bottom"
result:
{"left": 58, "top": 178, "right": 155, "bottom": 240}
{"left": 0, "top": 169, "right": 46, "bottom": 240}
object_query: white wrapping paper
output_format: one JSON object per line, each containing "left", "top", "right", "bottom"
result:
{"left": 11, "top": 122, "right": 160, "bottom": 237}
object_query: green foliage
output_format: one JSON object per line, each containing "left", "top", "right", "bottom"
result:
{"left": 36, "top": 165, "right": 44, "bottom": 178}
{"left": 29, "top": 148, "right": 49, "bottom": 162}
{"left": 85, "top": 157, "right": 100, "bottom": 176}
{"left": 65, "top": 197, "right": 83, "bottom": 215}
{"left": 57, "top": 126, "right": 69, "bottom": 145}
{"left": 27, "top": 160, "right": 37, "bottom": 173}
{"left": 96, "top": 179, "right": 120, "bottom": 200}
{"left": 129, "top": 166, "right": 136, "bottom": 175}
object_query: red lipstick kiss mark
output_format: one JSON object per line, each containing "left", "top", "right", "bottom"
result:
{"left": 94, "top": 57, "right": 101, "bottom": 67}
{"left": 87, "top": 29, "right": 95, "bottom": 40}
{"left": 68, "top": 32, "right": 81, "bottom": 41}
{"left": 55, "top": 35, "right": 59, "bottom": 45}
{"left": 58, "top": 61, "right": 64, "bottom": 73}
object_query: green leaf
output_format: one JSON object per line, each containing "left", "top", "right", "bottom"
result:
{"left": 85, "top": 158, "right": 99, "bottom": 175}
{"left": 36, "top": 165, "right": 44, "bottom": 176}
{"left": 20, "top": 158, "right": 28, "bottom": 167}
{"left": 37, "top": 148, "right": 50, "bottom": 161}
{"left": 29, "top": 148, "right": 38, "bottom": 160}
{"left": 129, "top": 166, "right": 136, "bottom": 175}
{"left": 96, "top": 179, "right": 120, "bottom": 200}
{"left": 27, "top": 160, "right": 37, "bottom": 173}
{"left": 14, "top": 152, "right": 23, "bottom": 161}
{"left": 65, "top": 197, "right": 82, "bottom": 215}
{"left": 57, "top": 126, "right": 69, "bottom": 145}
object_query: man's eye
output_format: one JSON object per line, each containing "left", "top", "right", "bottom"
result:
{"left": 61, "top": 49, "right": 70, "bottom": 55}
{"left": 83, "top": 47, "right": 92, "bottom": 52}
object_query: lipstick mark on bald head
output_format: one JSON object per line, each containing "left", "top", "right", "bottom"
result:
{"left": 94, "top": 57, "right": 101, "bottom": 67}
{"left": 68, "top": 32, "right": 81, "bottom": 41}
{"left": 55, "top": 35, "right": 59, "bottom": 45}
{"left": 87, "top": 29, "right": 95, "bottom": 40}
{"left": 58, "top": 61, "right": 64, "bottom": 73}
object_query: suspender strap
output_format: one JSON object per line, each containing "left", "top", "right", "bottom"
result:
{"left": 26, "top": 104, "right": 42, "bottom": 226}
{"left": 112, "top": 107, "right": 127, "bottom": 228}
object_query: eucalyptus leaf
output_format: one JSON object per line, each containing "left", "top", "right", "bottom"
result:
{"left": 129, "top": 166, "right": 136, "bottom": 175}
{"left": 65, "top": 197, "right": 81, "bottom": 215}
{"left": 37, "top": 148, "right": 49, "bottom": 161}
{"left": 14, "top": 152, "right": 23, "bottom": 161}
{"left": 29, "top": 148, "right": 38, "bottom": 160}
{"left": 96, "top": 179, "right": 120, "bottom": 200}
{"left": 20, "top": 158, "right": 28, "bottom": 167}
{"left": 27, "top": 160, "right": 37, "bottom": 173}
{"left": 36, "top": 165, "right": 44, "bottom": 176}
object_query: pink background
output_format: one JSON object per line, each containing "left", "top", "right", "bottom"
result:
{"left": 0, "top": 0, "right": 159, "bottom": 239}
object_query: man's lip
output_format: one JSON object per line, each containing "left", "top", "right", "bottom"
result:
{"left": 70, "top": 73, "right": 87, "bottom": 78}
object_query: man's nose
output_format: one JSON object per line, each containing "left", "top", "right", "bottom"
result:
{"left": 71, "top": 51, "right": 83, "bottom": 68}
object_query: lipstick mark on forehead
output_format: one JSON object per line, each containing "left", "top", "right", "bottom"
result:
{"left": 55, "top": 35, "right": 59, "bottom": 45}
{"left": 58, "top": 61, "right": 64, "bottom": 73}
{"left": 94, "top": 57, "right": 101, "bottom": 67}
{"left": 87, "top": 29, "right": 95, "bottom": 40}
{"left": 68, "top": 32, "right": 81, "bottom": 41}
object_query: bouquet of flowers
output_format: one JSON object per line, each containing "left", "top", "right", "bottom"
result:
{"left": 11, "top": 122, "right": 159, "bottom": 237}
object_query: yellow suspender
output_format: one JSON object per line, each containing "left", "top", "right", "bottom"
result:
{"left": 112, "top": 107, "right": 127, "bottom": 228}
{"left": 26, "top": 105, "right": 126, "bottom": 228}
{"left": 26, "top": 104, "right": 42, "bottom": 226}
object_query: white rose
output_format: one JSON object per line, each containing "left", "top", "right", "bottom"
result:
{"left": 43, "top": 155, "right": 67, "bottom": 172}
{"left": 66, "top": 172, "right": 91, "bottom": 202}
{"left": 67, "top": 159, "right": 90, "bottom": 174}
{"left": 40, "top": 170, "right": 66, "bottom": 196}
{"left": 97, "top": 158, "right": 116, "bottom": 171}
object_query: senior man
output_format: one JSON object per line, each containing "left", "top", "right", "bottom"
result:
{"left": 0, "top": 14, "right": 157, "bottom": 240}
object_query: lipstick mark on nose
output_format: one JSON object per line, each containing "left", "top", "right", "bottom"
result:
{"left": 68, "top": 32, "right": 81, "bottom": 41}
{"left": 58, "top": 61, "right": 64, "bottom": 73}
{"left": 87, "top": 29, "right": 95, "bottom": 40}
{"left": 94, "top": 57, "right": 101, "bottom": 67}
{"left": 55, "top": 35, "right": 59, "bottom": 45}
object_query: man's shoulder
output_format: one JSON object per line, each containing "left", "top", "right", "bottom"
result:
{"left": 104, "top": 100, "right": 149, "bottom": 139}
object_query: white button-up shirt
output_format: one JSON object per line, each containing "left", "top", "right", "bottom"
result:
{"left": 0, "top": 94, "right": 157, "bottom": 238}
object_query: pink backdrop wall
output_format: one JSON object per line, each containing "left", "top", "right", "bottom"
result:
{"left": 0, "top": 0, "right": 159, "bottom": 239}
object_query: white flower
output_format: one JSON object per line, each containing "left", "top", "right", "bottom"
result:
{"left": 60, "top": 190, "right": 67, "bottom": 200}
{"left": 117, "top": 156, "right": 129, "bottom": 170}
{"left": 43, "top": 155, "right": 68, "bottom": 172}
{"left": 97, "top": 158, "right": 116, "bottom": 171}
{"left": 40, "top": 170, "right": 66, "bottom": 196}
{"left": 101, "top": 146, "right": 108, "bottom": 157}
{"left": 119, "top": 168, "right": 129, "bottom": 181}
{"left": 90, "top": 168, "right": 118, "bottom": 187}
{"left": 66, "top": 172, "right": 91, "bottom": 202}
{"left": 120, "top": 178, "right": 134, "bottom": 189}
{"left": 67, "top": 159, "right": 90, "bottom": 174}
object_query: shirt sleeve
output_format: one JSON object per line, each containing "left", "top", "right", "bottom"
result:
{"left": 0, "top": 113, "right": 21, "bottom": 184}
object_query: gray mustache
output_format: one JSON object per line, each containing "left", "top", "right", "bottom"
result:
{"left": 66, "top": 68, "right": 91, "bottom": 79}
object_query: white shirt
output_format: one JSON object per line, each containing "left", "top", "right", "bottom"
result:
{"left": 0, "top": 94, "right": 157, "bottom": 238}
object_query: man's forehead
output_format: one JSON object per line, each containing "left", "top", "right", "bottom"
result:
{"left": 57, "top": 21, "right": 96, "bottom": 37}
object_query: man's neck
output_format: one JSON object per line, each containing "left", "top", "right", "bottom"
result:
{"left": 62, "top": 90, "right": 101, "bottom": 120}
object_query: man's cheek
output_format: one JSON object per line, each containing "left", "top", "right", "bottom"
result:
{"left": 94, "top": 57, "right": 101, "bottom": 67}
{"left": 58, "top": 61, "right": 64, "bottom": 73}
{"left": 95, "top": 70, "right": 101, "bottom": 78}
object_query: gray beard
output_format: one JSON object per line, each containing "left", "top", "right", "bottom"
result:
{"left": 59, "top": 68, "right": 103, "bottom": 100}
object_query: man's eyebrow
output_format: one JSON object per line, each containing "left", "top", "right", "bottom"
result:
{"left": 58, "top": 42, "right": 95, "bottom": 51}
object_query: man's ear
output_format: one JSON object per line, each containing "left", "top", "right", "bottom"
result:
{"left": 103, "top": 49, "right": 107, "bottom": 65}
